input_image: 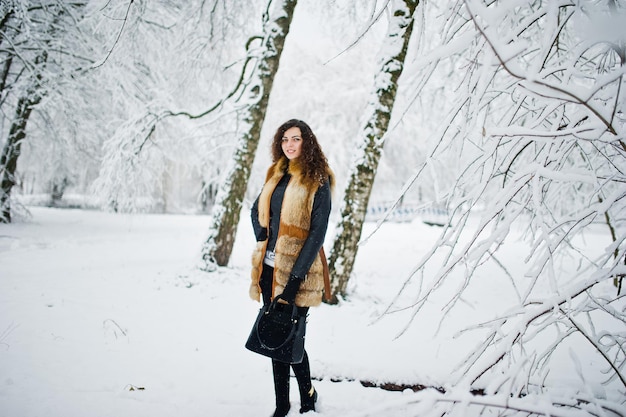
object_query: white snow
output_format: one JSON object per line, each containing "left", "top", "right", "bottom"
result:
{"left": 0, "top": 207, "right": 623, "bottom": 416}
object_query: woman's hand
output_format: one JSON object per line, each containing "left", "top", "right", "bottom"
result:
{"left": 280, "top": 274, "right": 302, "bottom": 304}
{"left": 255, "top": 227, "right": 268, "bottom": 241}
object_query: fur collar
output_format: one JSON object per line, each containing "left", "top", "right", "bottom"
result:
{"left": 266, "top": 156, "right": 335, "bottom": 195}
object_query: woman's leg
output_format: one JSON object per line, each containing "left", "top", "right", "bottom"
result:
{"left": 272, "top": 359, "right": 291, "bottom": 415}
{"left": 292, "top": 350, "right": 317, "bottom": 411}
{"left": 292, "top": 351, "right": 317, "bottom": 413}
{"left": 260, "top": 265, "right": 273, "bottom": 306}
{"left": 261, "top": 266, "right": 291, "bottom": 415}
{"left": 292, "top": 307, "right": 317, "bottom": 412}
{"left": 260, "top": 265, "right": 316, "bottom": 413}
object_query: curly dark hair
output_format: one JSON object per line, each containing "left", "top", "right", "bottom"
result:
{"left": 271, "top": 119, "right": 330, "bottom": 184}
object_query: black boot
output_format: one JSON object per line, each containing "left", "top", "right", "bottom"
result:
{"left": 291, "top": 350, "right": 316, "bottom": 413}
{"left": 299, "top": 386, "right": 317, "bottom": 413}
{"left": 272, "top": 359, "right": 291, "bottom": 417}
{"left": 272, "top": 404, "right": 290, "bottom": 417}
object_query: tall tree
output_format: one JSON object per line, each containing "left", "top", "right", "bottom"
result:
{"left": 0, "top": 1, "right": 89, "bottom": 222}
{"left": 199, "top": 0, "right": 297, "bottom": 269}
{"left": 327, "top": 0, "right": 419, "bottom": 302}
{"left": 0, "top": 69, "right": 43, "bottom": 222}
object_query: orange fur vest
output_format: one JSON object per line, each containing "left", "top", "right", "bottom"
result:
{"left": 249, "top": 157, "right": 333, "bottom": 307}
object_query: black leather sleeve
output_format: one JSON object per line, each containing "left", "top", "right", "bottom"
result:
{"left": 251, "top": 195, "right": 268, "bottom": 241}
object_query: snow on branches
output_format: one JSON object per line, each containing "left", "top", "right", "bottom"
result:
{"left": 383, "top": 1, "right": 626, "bottom": 415}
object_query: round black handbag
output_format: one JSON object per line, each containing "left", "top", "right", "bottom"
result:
{"left": 245, "top": 296, "right": 306, "bottom": 364}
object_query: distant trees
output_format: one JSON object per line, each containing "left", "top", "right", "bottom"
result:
{"left": 2, "top": 1, "right": 264, "bottom": 219}
{"left": 88, "top": 0, "right": 261, "bottom": 214}
{"left": 0, "top": 1, "right": 89, "bottom": 222}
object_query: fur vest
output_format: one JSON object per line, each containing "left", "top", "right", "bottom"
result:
{"left": 250, "top": 157, "right": 334, "bottom": 307}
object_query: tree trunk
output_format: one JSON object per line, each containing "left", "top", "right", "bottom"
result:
{"left": 199, "top": 0, "right": 297, "bottom": 269}
{"left": 0, "top": 10, "right": 17, "bottom": 106}
{"left": 1, "top": 93, "right": 41, "bottom": 222}
{"left": 327, "top": 0, "right": 418, "bottom": 303}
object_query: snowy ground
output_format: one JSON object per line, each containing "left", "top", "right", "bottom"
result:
{"left": 0, "top": 207, "right": 622, "bottom": 416}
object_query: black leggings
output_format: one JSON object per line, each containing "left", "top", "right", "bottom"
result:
{"left": 260, "top": 265, "right": 313, "bottom": 409}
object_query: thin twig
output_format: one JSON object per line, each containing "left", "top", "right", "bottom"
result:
{"left": 561, "top": 307, "right": 626, "bottom": 390}
{"left": 92, "top": 0, "right": 134, "bottom": 69}
{"left": 464, "top": 0, "right": 617, "bottom": 135}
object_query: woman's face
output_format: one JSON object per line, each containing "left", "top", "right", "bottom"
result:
{"left": 281, "top": 126, "right": 303, "bottom": 160}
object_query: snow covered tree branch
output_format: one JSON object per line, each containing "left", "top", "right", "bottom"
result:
{"left": 88, "top": 0, "right": 262, "bottom": 213}
{"left": 380, "top": 0, "right": 626, "bottom": 415}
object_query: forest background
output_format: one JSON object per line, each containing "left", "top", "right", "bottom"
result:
{"left": 1, "top": 1, "right": 625, "bottom": 416}
{"left": 4, "top": 0, "right": 414, "bottom": 216}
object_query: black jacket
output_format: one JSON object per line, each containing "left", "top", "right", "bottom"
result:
{"left": 251, "top": 174, "right": 331, "bottom": 279}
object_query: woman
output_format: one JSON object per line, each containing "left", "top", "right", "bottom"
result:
{"left": 250, "top": 119, "right": 334, "bottom": 416}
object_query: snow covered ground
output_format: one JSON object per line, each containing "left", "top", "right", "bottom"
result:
{"left": 0, "top": 207, "right": 622, "bottom": 416}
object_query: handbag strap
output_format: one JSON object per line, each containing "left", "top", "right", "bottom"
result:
{"left": 319, "top": 248, "right": 332, "bottom": 301}
{"left": 257, "top": 299, "right": 300, "bottom": 351}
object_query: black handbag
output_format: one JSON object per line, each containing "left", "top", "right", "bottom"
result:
{"left": 245, "top": 296, "right": 306, "bottom": 364}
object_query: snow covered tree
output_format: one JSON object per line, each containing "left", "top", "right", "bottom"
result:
{"left": 199, "top": 0, "right": 297, "bottom": 269}
{"left": 327, "top": 0, "right": 419, "bottom": 302}
{"left": 0, "top": 1, "right": 90, "bottom": 222}
{"left": 78, "top": 1, "right": 262, "bottom": 214}
{"left": 374, "top": 0, "right": 626, "bottom": 414}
